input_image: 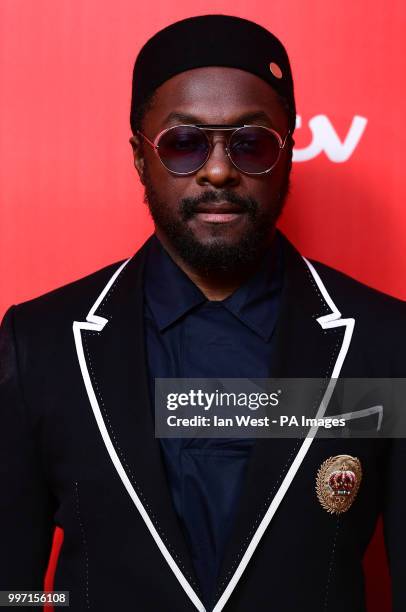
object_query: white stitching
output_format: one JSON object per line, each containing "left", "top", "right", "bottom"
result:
{"left": 304, "top": 264, "right": 331, "bottom": 319}
{"left": 98, "top": 259, "right": 132, "bottom": 314}
{"left": 82, "top": 335, "right": 199, "bottom": 591}
{"left": 74, "top": 481, "right": 90, "bottom": 609}
{"left": 216, "top": 439, "right": 302, "bottom": 593}
{"left": 216, "top": 327, "right": 342, "bottom": 595}
{"left": 323, "top": 517, "right": 341, "bottom": 610}
{"left": 326, "top": 338, "right": 342, "bottom": 377}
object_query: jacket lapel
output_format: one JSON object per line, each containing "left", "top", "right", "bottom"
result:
{"left": 211, "top": 234, "right": 355, "bottom": 612}
{"left": 73, "top": 237, "right": 205, "bottom": 612}
{"left": 73, "top": 232, "right": 355, "bottom": 612}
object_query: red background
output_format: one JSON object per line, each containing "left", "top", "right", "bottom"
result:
{"left": 1, "top": 2, "right": 405, "bottom": 610}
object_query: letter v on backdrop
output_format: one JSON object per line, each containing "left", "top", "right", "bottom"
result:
{"left": 293, "top": 115, "right": 368, "bottom": 162}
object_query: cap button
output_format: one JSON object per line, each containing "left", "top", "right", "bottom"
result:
{"left": 269, "top": 62, "right": 283, "bottom": 79}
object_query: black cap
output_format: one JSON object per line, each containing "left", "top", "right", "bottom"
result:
{"left": 130, "top": 14, "right": 296, "bottom": 132}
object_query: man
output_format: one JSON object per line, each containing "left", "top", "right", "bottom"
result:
{"left": 0, "top": 14, "right": 405, "bottom": 612}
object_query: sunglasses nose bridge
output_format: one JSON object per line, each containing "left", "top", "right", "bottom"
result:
{"left": 205, "top": 128, "right": 235, "bottom": 155}
{"left": 206, "top": 131, "right": 229, "bottom": 149}
{"left": 203, "top": 138, "right": 239, "bottom": 177}
{"left": 205, "top": 131, "right": 240, "bottom": 172}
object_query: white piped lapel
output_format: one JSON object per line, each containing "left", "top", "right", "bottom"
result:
{"left": 72, "top": 239, "right": 355, "bottom": 612}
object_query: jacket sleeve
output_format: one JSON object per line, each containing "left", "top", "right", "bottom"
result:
{"left": 0, "top": 306, "right": 56, "bottom": 594}
{"left": 383, "top": 438, "right": 406, "bottom": 611}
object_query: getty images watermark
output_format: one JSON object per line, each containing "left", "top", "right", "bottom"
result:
{"left": 154, "top": 378, "right": 406, "bottom": 439}
{"left": 165, "top": 387, "right": 345, "bottom": 429}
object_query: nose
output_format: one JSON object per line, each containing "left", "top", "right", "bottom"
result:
{"left": 195, "top": 136, "right": 241, "bottom": 188}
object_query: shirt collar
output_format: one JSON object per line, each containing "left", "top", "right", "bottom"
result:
{"left": 143, "top": 232, "right": 284, "bottom": 340}
{"left": 144, "top": 235, "right": 206, "bottom": 331}
{"left": 221, "top": 233, "right": 283, "bottom": 340}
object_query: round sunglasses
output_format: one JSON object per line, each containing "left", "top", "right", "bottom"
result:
{"left": 137, "top": 124, "right": 290, "bottom": 176}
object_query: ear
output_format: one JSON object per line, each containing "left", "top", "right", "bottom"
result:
{"left": 129, "top": 134, "right": 145, "bottom": 185}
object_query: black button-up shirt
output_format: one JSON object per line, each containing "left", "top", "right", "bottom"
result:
{"left": 143, "top": 233, "right": 284, "bottom": 608}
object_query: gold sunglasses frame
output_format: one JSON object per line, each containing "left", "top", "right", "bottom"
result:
{"left": 137, "top": 124, "right": 290, "bottom": 176}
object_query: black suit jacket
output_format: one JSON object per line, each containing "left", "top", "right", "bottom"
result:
{"left": 1, "top": 232, "right": 405, "bottom": 612}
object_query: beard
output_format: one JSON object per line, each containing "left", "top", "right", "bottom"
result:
{"left": 143, "top": 166, "right": 290, "bottom": 275}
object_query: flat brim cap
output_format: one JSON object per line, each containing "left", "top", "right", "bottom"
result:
{"left": 130, "top": 14, "right": 296, "bottom": 132}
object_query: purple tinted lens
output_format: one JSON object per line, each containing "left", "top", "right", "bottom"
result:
{"left": 229, "top": 126, "right": 281, "bottom": 173}
{"left": 157, "top": 126, "right": 209, "bottom": 173}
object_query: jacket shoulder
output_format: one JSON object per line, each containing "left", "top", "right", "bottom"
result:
{"left": 309, "top": 258, "right": 406, "bottom": 368}
{"left": 307, "top": 259, "right": 406, "bottom": 375}
{"left": 0, "top": 258, "right": 136, "bottom": 381}
{"left": 9, "top": 258, "right": 130, "bottom": 325}
{"left": 308, "top": 257, "right": 406, "bottom": 320}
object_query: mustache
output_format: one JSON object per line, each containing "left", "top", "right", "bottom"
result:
{"left": 180, "top": 190, "right": 258, "bottom": 220}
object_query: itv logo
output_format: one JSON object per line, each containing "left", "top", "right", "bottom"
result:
{"left": 293, "top": 115, "right": 368, "bottom": 162}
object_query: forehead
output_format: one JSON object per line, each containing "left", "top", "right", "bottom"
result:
{"left": 145, "top": 66, "right": 288, "bottom": 130}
